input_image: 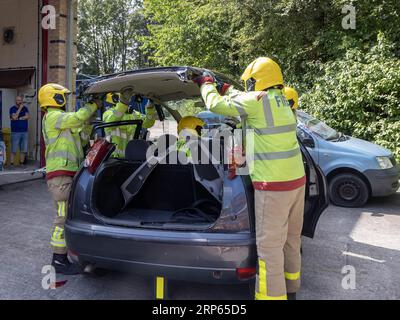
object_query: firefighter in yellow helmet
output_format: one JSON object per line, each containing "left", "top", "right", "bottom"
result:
{"left": 105, "top": 92, "right": 121, "bottom": 109}
{"left": 176, "top": 116, "right": 205, "bottom": 158}
{"left": 39, "top": 83, "right": 101, "bottom": 275}
{"left": 193, "top": 57, "right": 306, "bottom": 300}
{"left": 178, "top": 116, "right": 205, "bottom": 136}
{"left": 284, "top": 86, "right": 299, "bottom": 111}
{"left": 102, "top": 91, "right": 156, "bottom": 158}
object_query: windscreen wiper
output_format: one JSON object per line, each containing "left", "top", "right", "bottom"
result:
{"left": 332, "top": 132, "right": 348, "bottom": 142}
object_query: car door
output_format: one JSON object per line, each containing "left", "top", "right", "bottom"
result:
{"left": 298, "top": 126, "right": 319, "bottom": 164}
{"left": 300, "top": 142, "right": 329, "bottom": 238}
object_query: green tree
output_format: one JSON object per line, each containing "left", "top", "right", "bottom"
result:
{"left": 142, "top": 0, "right": 400, "bottom": 83}
{"left": 142, "top": 0, "right": 400, "bottom": 159}
{"left": 77, "top": 0, "right": 149, "bottom": 75}
{"left": 142, "top": 0, "right": 239, "bottom": 75}
{"left": 302, "top": 34, "right": 400, "bottom": 161}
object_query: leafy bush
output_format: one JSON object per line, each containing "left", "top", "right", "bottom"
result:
{"left": 302, "top": 35, "right": 400, "bottom": 162}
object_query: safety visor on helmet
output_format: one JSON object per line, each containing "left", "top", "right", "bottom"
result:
{"left": 195, "top": 125, "right": 204, "bottom": 136}
{"left": 53, "top": 91, "right": 70, "bottom": 106}
{"left": 288, "top": 99, "right": 295, "bottom": 109}
{"left": 245, "top": 78, "right": 257, "bottom": 92}
{"left": 111, "top": 93, "right": 120, "bottom": 104}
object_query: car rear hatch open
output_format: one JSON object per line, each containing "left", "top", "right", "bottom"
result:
{"left": 84, "top": 67, "right": 243, "bottom": 103}
{"left": 86, "top": 67, "right": 198, "bottom": 103}
{"left": 81, "top": 67, "right": 327, "bottom": 237}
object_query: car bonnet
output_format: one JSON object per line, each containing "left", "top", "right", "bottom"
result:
{"left": 330, "top": 136, "right": 393, "bottom": 157}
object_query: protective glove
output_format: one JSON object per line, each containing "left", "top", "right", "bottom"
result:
{"left": 193, "top": 75, "right": 215, "bottom": 87}
{"left": 86, "top": 93, "right": 104, "bottom": 108}
{"left": 120, "top": 87, "right": 135, "bottom": 105}
{"left": 217, "top": 83, "right": 232, "bottom": 96}
{"left": 192, "top": 70, "right": 217, "bottom": 86}
{"left": 146, "top": 100, "right": 155, "bottom": 109}
{"left": 92, "top": 95, "right": 103, "bottom": 109}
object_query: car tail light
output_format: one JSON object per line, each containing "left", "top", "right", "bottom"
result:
{"left": 68, "top": 249, "right": 78, "bottom": 258}
{"left": 84, "top": 138, "right": 113, "bottom": 174}
{"left": 236, "top": 267, "right": 257, "bottom": 280}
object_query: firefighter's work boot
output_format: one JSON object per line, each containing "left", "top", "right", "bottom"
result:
{"left": 287, "top": 293, "right": 297, "bottom": 301}
{"left": 51, "top": 254, "right": 81, "bottom": 275}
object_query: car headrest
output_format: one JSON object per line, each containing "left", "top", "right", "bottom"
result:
{"left": 125, "top": 140, "right": 152, "bottom": 162}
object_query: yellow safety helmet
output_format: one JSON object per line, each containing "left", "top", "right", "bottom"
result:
{"left": 178, "top": 116, "right": 205, "bottom": 136}
{"left": 106, "top": 93, "right": 120, "bottom": 105}
{"left": 284, "top": 86, "right": 299, "bottom": 110}
{"left": 241, "top": 57, "right": 284, "bottom": 92}
{"left": 38, "top": 83, "right": 71, "bottom": 109}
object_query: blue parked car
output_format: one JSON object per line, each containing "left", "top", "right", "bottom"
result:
{"left": 296, "top": 111, "right": 399, "bottom": 207}
{"left": 197, "top": 110, "right": 399, "bottom": 208}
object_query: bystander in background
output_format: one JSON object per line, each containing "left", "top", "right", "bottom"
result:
{"left": 9, "top": 96, "right": 29, "bottom": 167}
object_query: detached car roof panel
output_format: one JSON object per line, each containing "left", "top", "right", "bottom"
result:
{"left": 86, "top": 67, "right": 198, "bottom": 102}
{"left": 84, "top": 66, "right": 243, "bottom": 103}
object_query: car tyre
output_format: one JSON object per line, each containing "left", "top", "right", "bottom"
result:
{"left": 329, "top": 173, "right": 369, "bottom": 208}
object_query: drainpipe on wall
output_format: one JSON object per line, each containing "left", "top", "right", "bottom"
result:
{"left": 35, "top": 0, "right": 41, "bottom": 162}
{"left": 40, "top": 0, "right": 49, "bottom": 168}
{"left": 66, "top": 0, "right": 75, "bottom": 111}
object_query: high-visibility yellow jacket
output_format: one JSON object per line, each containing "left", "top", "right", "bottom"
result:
{"left": 42, "top": 103, "right": 97, "bottom": 180}
{"left": 103, "top": 102, "right": 156, "bottom": 158}
{"left": 80, "top": 122, "right": 94, "bottom": 149}
{"left": 200, "top": 84, "right": 305, "bottom": 191}
{"left": 176, "top": 137, "right": 192, "bottom": 159}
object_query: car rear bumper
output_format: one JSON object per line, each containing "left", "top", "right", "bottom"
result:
{"left": 65, "top": 220, "right": 257, "bottom": 284}
{"left": 364, "top": 166, "right": 399, "bottom": 197}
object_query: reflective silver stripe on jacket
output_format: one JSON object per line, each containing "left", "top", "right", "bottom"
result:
{"left": 253, "top": 123, "right": 297, "bottom": 135}
{"left": 55, "top": 106, "right": 92, "bottom": 129}
{"left": 254, "top": 148, "right": 301, "bottom": 161}
{"left": 47, "top": 131, "right": 82, "bottom": 158}
{"left": 42, "top": 117, "right": 50, "bottom": 144}
{"left": 55, "top": 113, "right": 68, "bottom": 129}
{"left": 80, "top": 133, "right": 90, "bottom": 141}
{"left": 46, "top": 151, "right": 78, "bottom": 162}
{"left": 46, "top": 130, "right": 77, "bottom": 145}
{"left": 114, "top": 149, "right": 125, "bottom": 157}
{"left": 112, "top": 109, "right": 124, "bottom": 118}
{"left": 262, "top": 95, "right": 275, "bottom": 127}
{"left": 115, "top": 132, "right": 128, "bottom": 140}
{"left": 249, "top": 95, "right": 297, "bottom": 135}
{"left": 233, "top": 100, "right": 248, "bottom": 118}
{"left": 109, "top": 130, "right": 133, "bottom": 140}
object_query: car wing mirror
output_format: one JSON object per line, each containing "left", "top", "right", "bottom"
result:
{"left": 302, "top": 137, "right": 315, "bottom": 148}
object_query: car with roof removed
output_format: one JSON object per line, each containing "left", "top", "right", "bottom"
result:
{"left": 65, "top": 66, "right": 329, "bottom": 285}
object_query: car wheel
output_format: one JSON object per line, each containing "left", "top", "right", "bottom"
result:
{"left": 329, "top": 173, "right": 369, "bottom": 208}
